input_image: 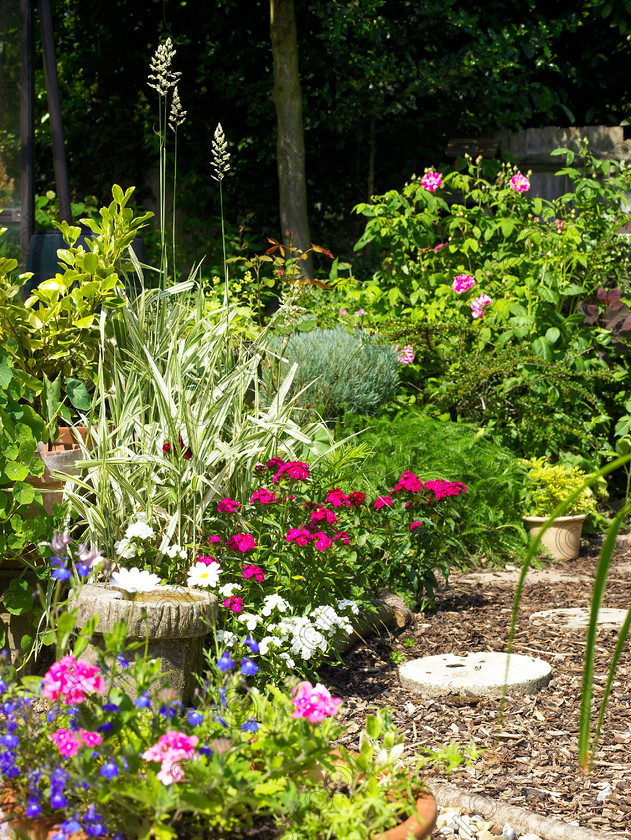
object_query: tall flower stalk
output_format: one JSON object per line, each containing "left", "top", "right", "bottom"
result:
{"left": 211, "top": 122, "right": 231, "bottom": 308}
{"left": 147, "top": 37, "right": 181, "bottom": 287}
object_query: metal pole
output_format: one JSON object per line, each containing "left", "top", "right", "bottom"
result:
{"left": 19, "top": 0, "right": 34, "bottom": 264}
{"left": 39, "top": 0, "right": 71, "bottom": 224}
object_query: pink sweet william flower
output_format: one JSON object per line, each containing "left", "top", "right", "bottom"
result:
{"left": 51, "top": 729, "right": 81, "bottom": 757}
{"left": 313, "top": 532, "right": 333, "bottom": 551}
{"left": 142, "top": 731, "right": 198, "bottom": 786}
{"left": 291, "top": 681, "right": 342, "bottom": 723}
{"left": 333, "top": 532, "right": 350, "bottom": 544}
{"left": 373, "top": 495, "right": 393, "bottom": 510}
{"left": 208, "top": 535, "right": 221, "bottom": 544}
{"left": 217, "top": 498, "right": 240, "bottom": 513}
{"left": 392, "top": 471, "right": 424, "bottom": 494}
{"left": 410, "top": 521, "right": 422, "bottom": 532}
{"left": 223, "top": 596, "right": 244, "bottom": 613}
{"left": 272, "top": 461, "right": 310, "bottom": 483}
{"left": 421, "top": 171, "right": 443, "bottom": 192}
{"left": 286, "top": 528, "right": 313, "bottom": 546}
{"left": 471, "top": 293, "right": 493, "bottom": 320}
{"left": 510, "top": 173, "right": 530, "bottom": 193}
{"left": 424, "top": 479, "right": 467, "bottom": 501}
{"left": 348, "top": 491, "right": 366, "bottom": 506}
{"left": 266, "top": 457, "right": 286, "bottom": 470}
{"left": 242, "top": 564, "right": 265, "bottom": 582}
{"left": 434, "top": 242, "right": 446, "bottom": 253}
{"left": 197, "top": 555, "right": 217, "bottom": 566}
{"left": 226, "top": 533, "right": 257, "bottom": 552}
{"left": 395, "top": 345, "right": 415, "bottom": 365}
{"left": 452, "top": 273, "right": 476, "bottom": 294}
{"left": 326, "top": 488, "right": 351, "bottom": 508}
{"left": 310, "top": 507, "right": 337, "bottom": 525}
{"left": 250, "top": 488, "right": 278, "bottom": 504}
{"left": 42, "top": 655, "right": 106, "bottom": 705}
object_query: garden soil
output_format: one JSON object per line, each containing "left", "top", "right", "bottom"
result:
{"left": 319, "top": 539, "right": 631, "bottom": 839}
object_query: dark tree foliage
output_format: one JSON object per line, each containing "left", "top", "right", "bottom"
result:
{"left": 35, "top": 0, "right": 631, "bottom": 263}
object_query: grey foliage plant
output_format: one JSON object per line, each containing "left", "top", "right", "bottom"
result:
{"left": 267, "top": 326, "right": 400, "bottom": 421}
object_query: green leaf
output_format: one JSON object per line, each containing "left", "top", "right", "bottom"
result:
{"left": 500, "top": 220, "right": 515, "bottom": 238}
{"left": 0, "top": 354, "right": 13, "bottom": 389}
{"left": 4, "top": 462, "right": 29, "bottom": 482}
{"left": 12, "top": 481, "right": 35, "bottom": 506}
{"left": 82, "top": 252, "right": 99, "bottom": 273}
{"left": 545, "top": 327, "right": 560, "bottom": 344}
{"left": 538, "top": 286, "right": 559, "bottom": 304}
{"left": 365, "top": 713, "right": 381, "bottom": 739}
{"left": 4, "top": 578, "right": 34, "bottom": 615}
{"left": 20, "top": 634, "right": 33, "bottom": 653}
{"left": 295, "top": 318, "right": 317, "bottom": 332}
{"left": 532, "top": 337, "right": 552, "bottom": 361}
{"left": 65, "top": 378, "right": 91, "bottom": 411}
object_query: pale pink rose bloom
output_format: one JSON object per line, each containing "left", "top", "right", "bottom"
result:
{"left": 421, "top": 172, "right": 443, "bottom": 192}
{"left": 354, "top": 308, "right": 366, "bottom": 316}
{"left": 452, "top": 273, "right": 476, "bottom": 294}
{"left": 339, "top": 309, "right": 348, "bottom": 316}
{"left": 471, "top": 293, "right": 493, "bottom": 319}
{"left": 510, "top": 173, "right": 530, "bottom": 193}
{"left": 556, "top": 219, "right": 563, "bottom": 230}
{"left": 395, "top": 344, "right": 414, "bottom": 365}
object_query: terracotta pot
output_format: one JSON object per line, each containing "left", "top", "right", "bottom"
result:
{"left": 25, "top": 426, "right": 91, "bottom": 517}
{"left": 523, "top": 513, "right": 587, "bottom": 560}
{"left": 0, "top": 793, "right": 85, "bottom": 839}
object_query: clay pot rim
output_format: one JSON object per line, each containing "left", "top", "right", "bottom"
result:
{"left": 523, "top": 513, "right": 588, "bottom": 524}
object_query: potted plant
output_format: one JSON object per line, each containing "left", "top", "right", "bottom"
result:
{"left": 522, "top": 457, "right": 599, "bottom": 560}
{"left": 0, "top": 533, "right": 445, "bottom": 840}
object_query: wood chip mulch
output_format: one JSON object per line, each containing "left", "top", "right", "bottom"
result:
{"left": 319, "top": 541, "right": 631, "bottom": 837}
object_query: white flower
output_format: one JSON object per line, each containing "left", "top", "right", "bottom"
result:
{"left": 258, "top": 636, "right": 277, "bottom": 656}
{"left": 125, "top": 520, "right": 155, "bottom": 542}
{"left": 216, "top": 630, "right": 237, "bottom": 647}
{"left": 238, "top": 613, "right": 261, "bottom": 632}
{"left": 310, "top": 605, "right": 340, "bottom": 634}
{"left": 261, "top": 594, "right": 290, "bottom": 616}
{"left": 337, "top": 599, "right": 359, "bottom": 615}
{"left": 219, "top": 583, "right": 242, "bottom": 597}
{"left": 187, "top": 561, "right": 221, "bottom": 589}
{"left": 109, "top": 567, "right": 162, "bottom": 594}
{"left": 165, "top": 544, "right": 187, "bottom": 560}
{"left": 114, "top": 538, "right": 137, "bottom": 560}
{"left": 278, "top": 651, "right": 295, "bottom": 668}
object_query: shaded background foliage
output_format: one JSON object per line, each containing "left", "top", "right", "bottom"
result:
{"left": 32, "top": 0, "right": 631, "bottom": 264}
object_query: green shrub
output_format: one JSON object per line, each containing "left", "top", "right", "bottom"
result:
{"left": 522, "top": 456, "right": 599, "bottom": 517}
{"left": 268, "top": 326, "right": 399, "bottom": 421}
{"left": 336, "top": 411, "right": 528, "bottom": 566}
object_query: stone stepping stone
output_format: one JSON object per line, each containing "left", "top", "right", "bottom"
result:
{"left": 399, "top": 652, "right": 552, "bottom": 698}
{"left": 529, "top": 607, "right": 628, "bottom": 630}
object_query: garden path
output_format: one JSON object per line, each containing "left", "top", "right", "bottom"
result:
{"left": 320, "top": 541, "right": 631, "bottom": 838}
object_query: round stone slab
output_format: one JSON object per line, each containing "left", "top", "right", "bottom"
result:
{"left": 399, "top": 652, "right": 552, "bottom": 698}
{"left": 530, "top": 607, "right": 628, "bottom": 630}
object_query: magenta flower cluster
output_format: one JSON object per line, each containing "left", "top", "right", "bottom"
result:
{"left": 42, "top": 656, "right": 106, "bottom": 705}
{"left": 291, "top": 681, "right": 342, "bottom": 723}
{"left": 142, "top": 731, "right": 199, "bottom": 785}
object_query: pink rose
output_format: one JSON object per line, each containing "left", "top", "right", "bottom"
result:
{"left": 471, "top": 293, "right": 493, "bottom": 320}
{"left": 452, "top": 273, "right": 476, "bottom": 294}
{"left": 421, "top": 172, "right": 443, "bottom": 192}
{"left": 510, "top": 173, "right": 530, "bottom": 193}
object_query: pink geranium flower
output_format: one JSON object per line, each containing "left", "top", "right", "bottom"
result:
{"left": 142, "top": 731, "right": 198, "bottom": 786}
{"left": 510, "top": 173, "right": 530, "bottom": 193}
{"left": 291, "top": 681, "right": 342, "bottom": 723}
{"left": 452, "top": 273, "right": 476, "bottom": 294}
{"left": 421, "top": 171, "right": 443, "bottom": 192}
{"left": 226, "top": 533, "right": 257, "bottom": 552}
{"left": 51, "top": 729, "right": 81, "bottom": 757}
{"left": 42, "top": 655, "right": 106, "bottom": 705}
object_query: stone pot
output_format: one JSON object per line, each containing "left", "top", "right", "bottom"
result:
{"left": 523, "top": 514, "right": 587, "bottom": 560}
{"left": 73, "top": 583, "right": 216, "bottom": 704}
